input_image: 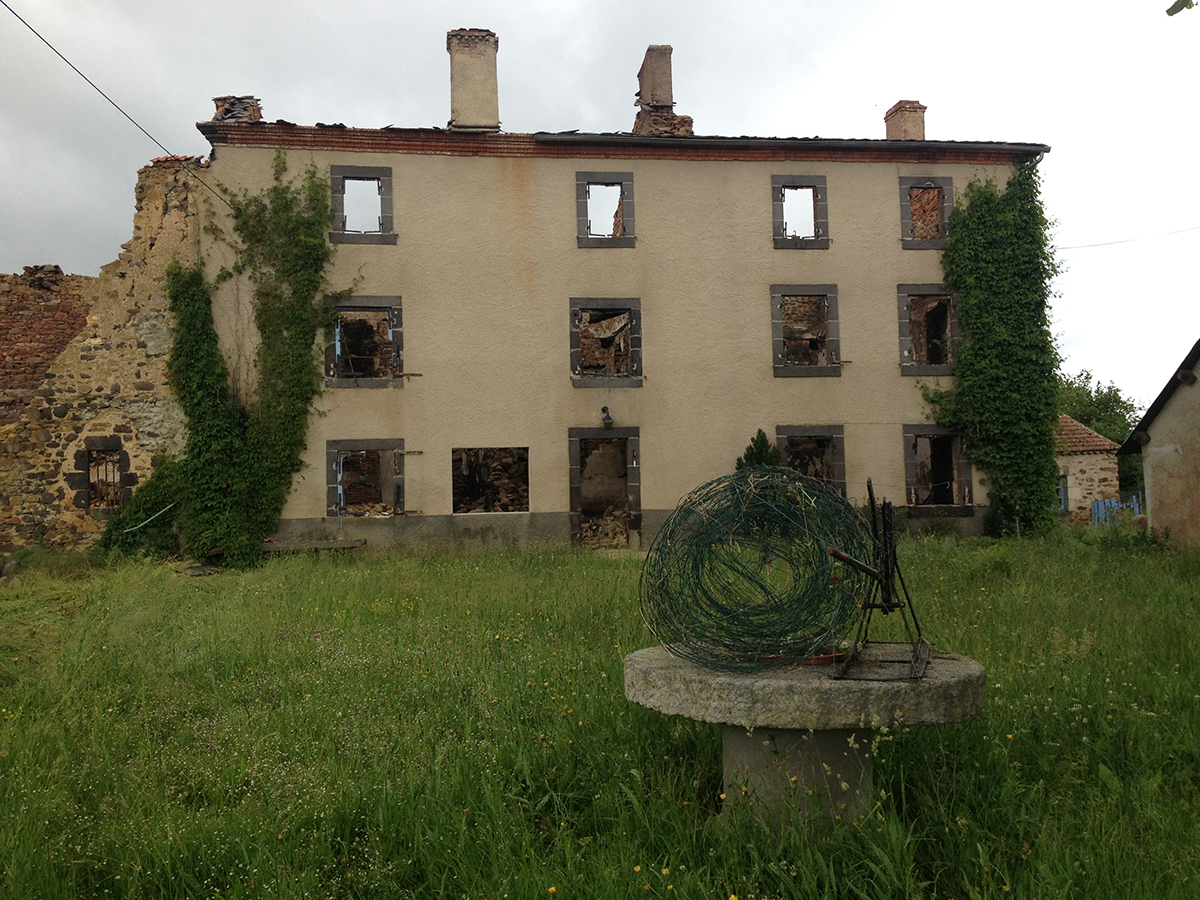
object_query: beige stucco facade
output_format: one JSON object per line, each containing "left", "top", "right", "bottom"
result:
{"left": 193, "top": 36, "right": 1048, "bottom": 547}
{"left": 1123, "top": 341, "right": 1200, "bottom": 547}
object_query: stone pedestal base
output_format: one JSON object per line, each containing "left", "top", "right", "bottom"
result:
{"left": 724, "top": 725, "right": 873, "bottom": 820}
{"left": 625, "top": 644, "right": 985, "bottom": 821}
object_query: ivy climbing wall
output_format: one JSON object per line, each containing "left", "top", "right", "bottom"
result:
{"left": 0, "top": 158, "right": 201, "bottom": 551}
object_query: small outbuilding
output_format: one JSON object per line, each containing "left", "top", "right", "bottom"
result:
{"left": 1055, "top": 415, "right": 1119, "bottom": 524}
{"left": 1118, "top": 339, "right": 1200, "bottom": 547}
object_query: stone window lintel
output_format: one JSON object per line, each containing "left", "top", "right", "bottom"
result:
{"left": 772, "top": 175, "right": 830, "bottom": 250}
{"left": 771, "top": 284, "right": 842, "bottom": 378}
{"left": 330, "top": 165, "right": 397, "bottom": 245}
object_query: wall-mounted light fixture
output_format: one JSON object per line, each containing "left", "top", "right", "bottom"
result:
{"left": 601, "top": 406, "right": 614, "bottom": 428}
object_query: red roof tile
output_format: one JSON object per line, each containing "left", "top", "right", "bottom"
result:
{"left": 1056, "top": 415, "right": 1119, "bottom": 454}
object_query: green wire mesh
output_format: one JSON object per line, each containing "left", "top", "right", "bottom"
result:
{"left": 639, "top": 468, "right": 873, "bottom": 672}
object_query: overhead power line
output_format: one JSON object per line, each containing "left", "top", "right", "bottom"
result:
{"left": 1057, "top": 224, "right": 1200, "bottom": 251}
{"left": 1, "top": 0, "right": 230, "bottom": 208}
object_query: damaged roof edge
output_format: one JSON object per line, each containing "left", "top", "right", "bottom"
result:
{"left": 195, "top": 120, "right": 1048, "bottom": 163}
{"left": 532, "top": 131, "right": 1050, "bottom": 157}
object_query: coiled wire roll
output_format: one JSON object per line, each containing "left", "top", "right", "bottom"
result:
{"left": 639, "top": 468, "right": 872, "bottom": 672}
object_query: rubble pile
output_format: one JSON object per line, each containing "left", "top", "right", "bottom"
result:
{"left": 452, "top": 447, "right": 530, "bottom": 513}
{"left": 581, "top": 505, "right": 629, "bottom": 548}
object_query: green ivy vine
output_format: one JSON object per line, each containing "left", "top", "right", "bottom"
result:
{"left": 926, "top": 162, "right": 1060, "bottom": 536}
{"left": 101, "top": 155, "right": 334, "bottom": 566}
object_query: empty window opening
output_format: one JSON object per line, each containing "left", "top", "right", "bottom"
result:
{"left": 88, "top": 449, "right": 122, "bottom": 509}
{"left": 342, "top": 178, "right": 382, "bottom": 233}
{"left": 334, "top": 309, "right": 399, "bottom": 378}
{"left": 452, "top": 448, "right": 530, "bottom": 513}
{"left": 781, "top": 295, "right": 829, "bottom": 367}
{"left": 337, "top": 449, "right": 401, "bottom": 517}
{"left": 908, "top": 295, "right": 952, "bottom": 366}
{"left": 912, "top": 435, "right": 956, "bottom": 505}
{"left": 908, "top": 185, "right": 943, "bottom": 241}
{"left": 579, "top": 438, "right": 630, "bottom": 547}
{"left": 785, "top": 436, "right": 837, "bottom": 488}
{"left": 586, "top": 183, "right": 624, "bottom": 238}
{"left": 579, "top": 310, "right": 631, "bottom": 376}
{"left": 781, "top": 186, "right": 817, "bottom": 239}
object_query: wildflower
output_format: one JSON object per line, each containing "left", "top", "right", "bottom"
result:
{"left": 548, "top": 888, "right": 556, "bottom": 895}
{"left": 662, "top": 868, "right": 670, "bottom": 875}
{"left": 634, "top": 866, "right": 641, "bottom": 873}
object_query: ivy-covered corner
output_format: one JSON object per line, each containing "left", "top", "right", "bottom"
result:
{"left": 100, "top": 156, "right": 335, "bottom": 566}
{"left": 926, "top": 163, "right": 1060, "bottom": 536}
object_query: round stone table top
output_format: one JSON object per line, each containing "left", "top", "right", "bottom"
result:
{"left": 624, "top": 644, "right": 986, "bottom": 731}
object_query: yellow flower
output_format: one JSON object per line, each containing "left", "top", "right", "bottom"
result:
{"left": 634, "top": 866, "right": 641, "bottom": 873}
{"left": 662, "top": 868, "right": 670, "bottom": 875}
{"left": 548, "top": 888, "right": 556, "bottom": 895}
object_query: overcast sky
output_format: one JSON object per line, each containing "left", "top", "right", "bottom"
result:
{"left": 2, "top": 0, "right": 1196, "bottom": 408}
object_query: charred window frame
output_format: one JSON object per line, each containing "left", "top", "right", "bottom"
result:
{"left": 570, "top": 297, "right": 642, "bottom": 388}
{"left": 898, "top": 284, "right": 959, "bottom": 376}
{"left": 568, "top": 427, "right": 641, "bottom": 545}
{"left": 771, "top": 284, "right": 841, "bottom": 378}
{"left": 330, "top": 165, "right": 397, "bottom": 245}
{"left": 899, "top": 176, "right": 952, "bottom": 249}
{"left": 452, "top": 448, "right": 530, "bottom": 514}
{"left": 576, "top": 172, "right": 635, "bottom": 248}
{"left": 325, "top": 296, "right": 403, "bottom": 388}
{"left": 326, "top": 439, "right": 404, "bottom": 517}
{"left": 775, "top": 426, "right": 846, "bottom": 496}
{"left": 68, "top": 435, "right": 136, "bottom": 518}
{"left": 903, "top": 424, "right": 973, "bottom": 515}
{"left": 772, "top": 175, "right": 829, "bottom": 249}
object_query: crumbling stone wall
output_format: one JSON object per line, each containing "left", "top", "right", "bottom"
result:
{"left": 0, "top": 157, "right": 201, "bottom": 551}
{"left": 0, "top": 266, "right": 91, "bottom": 425}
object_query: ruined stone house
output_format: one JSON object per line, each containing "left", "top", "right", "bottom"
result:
{"left": 0, "top": 30, "right": 1051, "bottom": 551}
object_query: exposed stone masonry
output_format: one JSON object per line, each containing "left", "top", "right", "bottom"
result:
{"left": 0, "top": 159, "right": 199, "bottom": 551}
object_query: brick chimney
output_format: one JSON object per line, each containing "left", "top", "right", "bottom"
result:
{"left": 633, "top": 45, "right": 693, "bottom": 136}
{"left": 211, "top": 96, "right": 262, "bottom": 123}
{"left": 447, "top": 29, "right": 500, "bottom": 132}
{"left": 884, "top": 100, "right": 926, "bottom": 140}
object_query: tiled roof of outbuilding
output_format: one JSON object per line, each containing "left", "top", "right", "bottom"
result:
{"left": 1055, "top": 415, "right": 1119, "bottom": 454}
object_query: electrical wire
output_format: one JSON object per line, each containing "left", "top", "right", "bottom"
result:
{"left": 1, "top": 0, "right": 231, "bottom": 208}
{"left": 1057, "top": 223, "right": 1200, "bottom": 251}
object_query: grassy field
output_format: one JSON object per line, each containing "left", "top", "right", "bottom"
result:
{"left": 1, "top": 527, "right": 1198, "bottom": 899}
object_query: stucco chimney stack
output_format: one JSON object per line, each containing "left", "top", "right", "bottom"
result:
{"left": 632, "top": 45, "right": 694, "bottom": 136}
{"left": 637, "top": 45, "right": 675, "bottom": 108}
{"left": 884, "top": 100, "right": 927, "bottom": 140}
{"left": 447, "top": 29, "right": 500, "bottom": 132}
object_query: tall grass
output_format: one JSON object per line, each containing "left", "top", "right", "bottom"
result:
{"left": 1, "top": 530, "right": 1198, "bottom": 898}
